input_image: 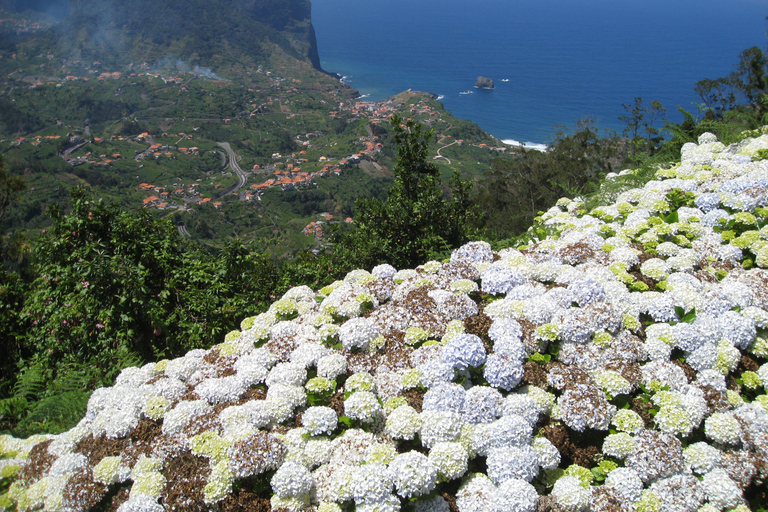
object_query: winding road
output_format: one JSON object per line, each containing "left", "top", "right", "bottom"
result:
{"left": 216, "top": 142, "right": 248, "bottom": 198}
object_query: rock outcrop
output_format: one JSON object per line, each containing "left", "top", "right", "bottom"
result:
{"left": 475, "top": 76, "right": 494, "bottom": 89}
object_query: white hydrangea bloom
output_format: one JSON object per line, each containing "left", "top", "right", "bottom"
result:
{"left": 684, "top": 442, "right": 722, "bottom": 475}
{"left": 338, "top": 317, "right": 380, "bottom": 351}
{"left": 551, "top": 475, "right": 591, "bottom": 512}
{"left": 532, "top": 437, "right": 561, "bottom": 470}
{"left": 379, "top": 405, "right": 418, "bottom": 442}
{"left": 344, "top": 391, "right": 382, "bottom": 423}
{"left": 701, "top": 468, "right": 744, "bottom": 510}
{"left": 602, "top": 432, "right": 636, "bottom": 460}
{"left": 705, "top": 412, "right": 743, "bottom": 445}
{"left": 428, "top": 442, "right": 468, "bottom": 480}
{"left": 302, "top": 407, "right": 338, "bottom": 436}
{"left": 456, "top": 473, "right": 497, "bottom": 512}
{"left": 605, "top": 467, "right": 644, "bottom": 503}
{"left": 271, "top": 460, "right": 313, "bottom": 498}
{"left": 388, "top": 451, "right": 438, "bottom": 498}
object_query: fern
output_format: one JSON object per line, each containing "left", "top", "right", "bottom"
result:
{"left": 13, "top": 390, "right": 90, "bottom": 437}
{"left": 10, "top": 363, "right": 47, "bottom": 402}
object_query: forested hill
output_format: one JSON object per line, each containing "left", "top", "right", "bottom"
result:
{"left": 1, "top": 0, "right": 323, "bottom": 76}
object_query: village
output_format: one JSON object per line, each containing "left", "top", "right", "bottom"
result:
{"left": 3, "top": 64, "right": 509, "bottom": 244}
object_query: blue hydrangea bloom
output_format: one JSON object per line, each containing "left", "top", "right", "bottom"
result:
{"left": 694, "top": 193, "right": 720, "bottom": 213}
{"left": 481, "top": 266, "right": 526, "bottom": 295}
{"left": 423, "top": 383, "right": 466, "bottom": 414}
{"left": 442, "top": 334, "right": 486, "bottom": 371}
{"left": 484, "top": 353, "right": 524, "bottom": 391}
{"left": 568, "top": 279, "right": 606, "bottom": 306}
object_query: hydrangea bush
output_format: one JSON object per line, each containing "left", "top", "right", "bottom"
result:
{"left": 2, "top": 131, "right": 768, "bottom": 511}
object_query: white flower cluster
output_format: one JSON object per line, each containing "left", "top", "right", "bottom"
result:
{"left": 6, "top": 130, "right": 768, "bottom": 512}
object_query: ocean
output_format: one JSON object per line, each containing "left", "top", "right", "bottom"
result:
{"left": 312, "top": 0, "right": 768, "bottom": 148}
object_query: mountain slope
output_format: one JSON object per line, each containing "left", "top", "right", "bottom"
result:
{"left": 5, "top": 0, "right": 323, "bottom": 76}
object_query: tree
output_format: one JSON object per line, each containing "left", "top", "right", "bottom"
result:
{"left": 695, "top": 77, "right": 738, "bottom": 119}
{"left": 473, "top": 120, "right": 616, "bottom": 239}
{"left": 732, "top": 46, "right": 768, "bottom": 114}
{"left": 337, "top": 115, "right": 475, "bottom": 269}
{"left": 619, "top": 97, "right": 666, "bottom": 157}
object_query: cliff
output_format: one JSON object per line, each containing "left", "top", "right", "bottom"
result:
{"left": 2, "top": 130, "right": 768, "bottom": 510}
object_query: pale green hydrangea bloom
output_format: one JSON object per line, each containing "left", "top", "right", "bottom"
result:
{"left": 420, "top": 261, "right": 443, "bottom": 274}
{"left": 564, "top": 464, "right": 594, "bottom": 488}
{"left": 705, "top": 412, "right": 742, "bottom": 445}
{"left": 346, "top": 372, "right": 374, "bottom": 393}
{"left": 345, "top": 269, "right": 376, "bottom": 285}
{"left": 190, "top": 431, "right": 231, "bottom": 463}
{"left": 143, "top": 396, "right": 171, "bottom": 421}
{"left": 428, "top": 442, "right": 468, "bottom": 480}
{"left": 611, "top": 409, "right": 644, "bottom": 434}
{"left": 203, "top": 460, "right": 234, "bottom": 505}
{"left": 306, "top": 376, "right": 335, "bottom": 394}
{"left": 754, "top": 394, "right": 768, "bottom": 413}
{"left": 405, "top": 326, "right": 432, "bottom": 346}
{"left": 726, "top": 390, "right": 745, "bottom": 407}
{"left": 319, "top": 280, "right": 344, "bottom": 296}
{"left": 93, "top": 456, "right": 124, "bottom": 485}
{"left": 602, "top": 433, "right": 636, "bottom": 459}
{"left": 441, "top": 319, "right": 465, "bottom": 344}
{"left": 592, "top": 331, "right": 613, "bottom": 348}
{"left": 130, "top": 465, "right": 166, "bottom": 499}
{"left": 595, "top": 370, "right": 632, "bottom": 396}
{"left": 716, "top": 340, "right": 741, "bottom": 375}
{"left": 535, "top": 323, "right": 560, "bottom": 342}
{"left": 740, "top": 371, "right": 761, "bottom": 390}
{"left": 401, "top": 369, "right": 421, "bottom": 390}
{"left": 384, "top": 396, "right": 408, "bottom": 414}
{"left": 640, "top": 258, "right": 670, "bottom": 280}
{"left": 451, "top": 279, "right": 478, "bottom": 294}
{"left": 654, "top": 405, "right": 694, "bottom": 437}
{"left": 484, "top": 299, "right": 524, "bottom": 320}
{"left": 636, "top": 489, "right": 662, "bottom": 512}
{"left": 365, "top": 444, "right": 397, "bottom": 465}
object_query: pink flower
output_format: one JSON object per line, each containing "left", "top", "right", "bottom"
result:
{"left": 81, "top": 281, "right": 90, "bottom": 288}
{"left": 96, "top": 323, "right": 105, "bottom": 329}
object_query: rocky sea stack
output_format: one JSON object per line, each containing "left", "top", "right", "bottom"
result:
{"left": 475, "top": 76, "right": 495, "bottom": 89}
{"left": 2, "top": 129, "right": 768, "bottom": 511}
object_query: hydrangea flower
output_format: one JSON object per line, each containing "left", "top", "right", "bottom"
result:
{"left": 705, "top": 412, "right": 742, "bottom": 445}
{"left": 484, "top": 353, "right": 524, "bottom": 391}
{"left": 302, "top": 407, "right": 338, "bottom": 436}
{"left": 428, "top": 442, "right": 468, "bottom": 480}
{"left": 419, "top": 410, "right": 464, "bottom": 448}
{"left": 271, "top": 460, "right": 313, "bottom": 498}
{"left": 481, "top": 266, "right": 526, "bottom": 295}
{"left": 602, "top": 432, "right": 636, "bottom": 460}
{"left": 532, "top": 437, "right": 561, "bottom": 471}
{"left": 317, "top": 353, "right": 348, "bottom": 380}
{"left": 605, "top": 467, "right": 644, "bottom": 503}
{"left": 423, "top": 383, "right": 466, "bottom": 414}
{"left": 338, "top": 318, "right": 380, "bottom": 351}
{"left": 388, "top": 451, "right": 438, "bottom": 498}
{"left": 456, "top": 473, "right": 497, "bottom": 512}
{"left": 551, "top": 475, "right": 591, "bottom": 512}
{"left": 384, "top": 405, "right": 421, "bottom": 440}
{"left": 344, "top": 391, "right": 382, "bottom": 423}
{"left": 701, "top": 468, "right": 744, "bottom": 510}
{"left": 610, "top": 409, "right": 644, "bottom": 434}
{"left": 463, "top": 386, "right": 503, "bottom": 424}
{"left": 442, "top": 334, "right": 486, "bottom": 371}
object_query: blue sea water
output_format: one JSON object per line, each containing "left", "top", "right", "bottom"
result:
{"left": 312, "top": 0, "right": 768, "bottom": 147}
